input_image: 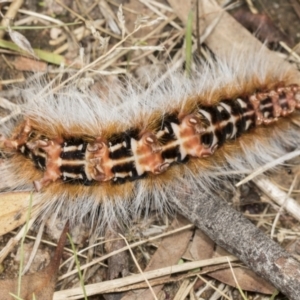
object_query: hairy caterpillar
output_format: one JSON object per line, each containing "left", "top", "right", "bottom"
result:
{"left": 0, "top": 48, "right": 300, "bottom": 232}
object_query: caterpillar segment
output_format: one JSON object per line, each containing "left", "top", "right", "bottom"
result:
{"left": 1, "top": 84, "right": 300, "bottom": 192}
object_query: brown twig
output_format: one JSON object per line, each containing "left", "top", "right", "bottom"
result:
{"left": 173, "top": 189, "right": 300, "bottom": 300}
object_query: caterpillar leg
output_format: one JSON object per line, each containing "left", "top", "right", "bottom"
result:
{"left": 0, "top": 119, "right": 31, "bottom": 150}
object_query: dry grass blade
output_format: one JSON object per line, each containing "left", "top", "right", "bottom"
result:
{"left": 253, "top": 175, "right": 300, "bottom": 222}
{"left": 58, "top": 224, "right": 193, "bottom": 281}
{"left": 236, "top": 150, "right": 300, "bottom": 186}
{"left": 54, "top": 256, "right": 237, "bottom": 299}
{"left": 0, "top": 0, "right": 24, "bottom": 39}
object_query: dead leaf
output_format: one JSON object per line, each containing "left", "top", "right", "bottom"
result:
{"left": 121, "top": 215, "right": 193, "bottom": 300}
{"left": 104, "top": 223, "right": 129, "bottom": 300}
{"left": 105, "top": 223, "right": 129, "bottom": 280}
{"left": 207, "top": 247, "right": 275, "bottom": 294}
{"left": 168, "top": 0, "right": 264, "bottom": 56}
{"left": 185, "top": 228, "right": 214, "bottom": 261}
{"left": 14, "top": 243, "right": 51, "bottom": 274}
{"left": 0, "top": 192, "right": 42, "bottom": 236}
{"left": 232, "top": 8, "right": 292, "bottom": 46}
{"left": 186, "top": 229, "right": 275, "bottom": 294}
{"left": 12, "top": 57, "right": 47, "bottom": 72}
{"left": 9, "top": 29, "right": 37, "bottom": 58}
{"left": 286, "top": 238, "right": 300, "bottom": 255}
{"left": 0, "top": 221, "right": 69, "bottom": 300}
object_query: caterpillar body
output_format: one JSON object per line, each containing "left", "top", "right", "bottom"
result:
{"left": 0, "top": 49, "right": 300, "bottom": 231}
